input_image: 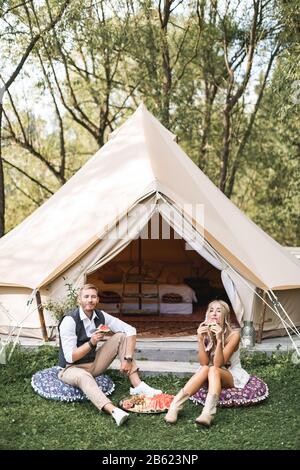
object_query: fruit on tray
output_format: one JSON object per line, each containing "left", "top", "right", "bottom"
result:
{"left": 120, "top": 394, "right": 174, "bottom": 413}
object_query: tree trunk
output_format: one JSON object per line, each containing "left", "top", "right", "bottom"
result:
{"left": 220, "top": 106, "right": 231, "bottom": 193}
{"left": 162, "top": 45, "right": 172, "bottom": 127}
{"left": 159, "top": 0, "right": 172, "bottom": 128}
{"left": 198, "top": 83, "right": 217, "bottom": 169}
{"left": 0, "top": 102, "right": 5, "bottom": 237}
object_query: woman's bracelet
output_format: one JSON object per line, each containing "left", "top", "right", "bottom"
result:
{"left": 88, "top": 339, "right": 95, "bottom": 349}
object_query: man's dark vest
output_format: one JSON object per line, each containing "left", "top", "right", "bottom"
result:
{"left": 58, "top": 308, "right": 105, "bottom": 368}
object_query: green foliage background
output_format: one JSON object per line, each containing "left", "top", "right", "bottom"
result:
{"left": 1, "top": 0, "right": 299, "bottom": 244}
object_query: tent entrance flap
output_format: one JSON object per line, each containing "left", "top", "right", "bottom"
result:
{"left": 85, "top": 209, "right": 239, "bottom": 321}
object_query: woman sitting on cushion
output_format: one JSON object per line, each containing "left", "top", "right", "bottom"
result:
{"left": 165, "top": 299, "right": 249, "bottom": 426}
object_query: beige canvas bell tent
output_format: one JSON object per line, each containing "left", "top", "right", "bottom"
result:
{"left": 0, "top": 104, "right": 299, "bottom": 346}
{"left": 285, "top": 247, "right": 300, "bottom": 261}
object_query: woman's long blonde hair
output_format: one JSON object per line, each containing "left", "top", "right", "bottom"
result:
{"left": 202, "top": 300, "right": 233, "bottom": 352}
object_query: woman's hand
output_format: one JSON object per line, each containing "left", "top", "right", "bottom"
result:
{"left": 197, "top": 325, "right": 208, "bottom": 335}
{"left": 210, "top": 324, "right": 222, "bottom": 342}
{"left": 197, "top": 325, "right": 208, "bottom": 342}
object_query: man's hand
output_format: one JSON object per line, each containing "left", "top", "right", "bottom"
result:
{"left": 90, "top": 330, "right": 105, "bottom": 346}
{"left": 120, "top": 360, "right": 133, "bottom": 375}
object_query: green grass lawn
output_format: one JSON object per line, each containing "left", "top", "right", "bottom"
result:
{"left": 0, "top": 346, "right": 299, "bottom": 450}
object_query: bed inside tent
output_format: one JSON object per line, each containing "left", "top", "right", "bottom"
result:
{"left": 85, "top": 214, "right": 238, "bottom": 337}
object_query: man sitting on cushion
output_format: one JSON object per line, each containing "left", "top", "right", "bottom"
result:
{"left": 58, "top": 283, "right": 162, "bottom": 426}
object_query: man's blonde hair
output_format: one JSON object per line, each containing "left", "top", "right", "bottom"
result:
{"left": 78, "top": 284, "right": 99, "bottom": 297}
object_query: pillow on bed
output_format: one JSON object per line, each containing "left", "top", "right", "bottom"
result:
{"left": 159, "top": 284, "right": 197, "bottom": 303}
{"left": 162, "top": 293, "right": 183, "bottom": 303}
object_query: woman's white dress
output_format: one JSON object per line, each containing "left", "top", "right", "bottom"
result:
{"left": 226, "top": 349, "right": 250, "bottom": 388}
{"left": 199, "top": 348, "right": 250, "bottom": 389}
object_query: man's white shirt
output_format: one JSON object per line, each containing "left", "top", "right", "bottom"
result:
{"left": 59, "top": 307, "right": 137, "bottom": 363}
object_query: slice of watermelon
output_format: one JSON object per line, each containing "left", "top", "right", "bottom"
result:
{"left": 98, "top": 324, "right": 111, "bottom": 333}
{"left": 206, "top": 320, "right": 217, "bottom": 328}
{"left": 147, "top": 394, "right": 175, "bottom": 411}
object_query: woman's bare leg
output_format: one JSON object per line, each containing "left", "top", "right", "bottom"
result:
{"left": 207, "top": 366, "right": 234, "bottom": 395}
{"left": 183, "top": 365, "right": 210, "bottom": 396}
{"left": 195, "top": 366, "right": 234, "bottom": 426}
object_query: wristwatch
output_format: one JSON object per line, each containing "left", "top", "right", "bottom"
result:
{"left": 124, "top": 356, "right": 133, "bottom": 363}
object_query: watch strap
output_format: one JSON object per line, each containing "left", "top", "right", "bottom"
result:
{"left": 124, "top": 356, "right": 133, "bottom": 362}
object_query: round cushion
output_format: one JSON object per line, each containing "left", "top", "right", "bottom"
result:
{"left": 31, "top": 366, "right": 115, "bottom": 402}
{"left": 190, "top": 375, "right": 268, "bottom": 408}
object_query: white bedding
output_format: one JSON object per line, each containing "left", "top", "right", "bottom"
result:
{"left": 98, "top": 302, "right": 193, "bottom": 315}
{"left": 98, "top": 282, "right": 197, "bottom": 303}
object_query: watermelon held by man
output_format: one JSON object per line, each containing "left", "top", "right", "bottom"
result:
{"left": 98, "top": 324, "right": 111, "bottom": 334}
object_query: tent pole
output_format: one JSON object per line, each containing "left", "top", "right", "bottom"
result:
{"left": 36, "top": 290, "right": 49, "bottom": 342}
{"left": 138, "top": 236, "right": 142, "bottom": 310}
{"left": 257, "top": 290, "right": 267, "bottom": 344}
{"left": 267, "top": 290, "right": 300, "bottom": 355}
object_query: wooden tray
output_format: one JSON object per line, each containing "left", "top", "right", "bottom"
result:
{"left": 119, "top": 394, "right": 174, "bottom": 414}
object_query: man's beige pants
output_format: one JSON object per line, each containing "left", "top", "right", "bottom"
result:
{"left": 58, "top": 332, "right": 138, "bottom": 411}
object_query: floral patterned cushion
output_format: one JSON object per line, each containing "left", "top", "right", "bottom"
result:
{"left": 190, "top": 375, "right": 268, "bottom": 408}
{"left": 31, "top": 366, "right": 115, "bottom": 402}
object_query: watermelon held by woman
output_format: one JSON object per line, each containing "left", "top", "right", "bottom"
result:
{"left": 206, "top": 320, "right": 217, "bottom": 328}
